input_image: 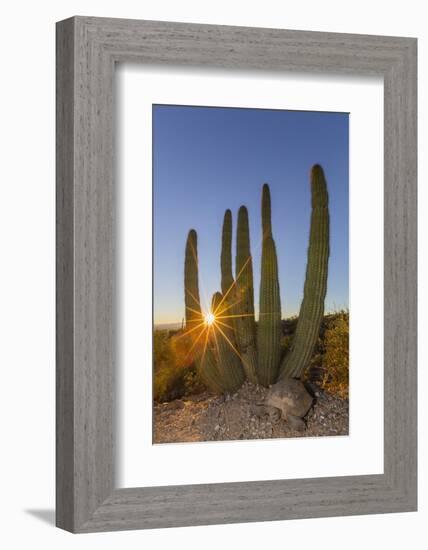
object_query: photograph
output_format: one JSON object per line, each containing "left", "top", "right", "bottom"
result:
{"left": 152, "top": 104, "right": 349, "bottom": 444}
{"left": 0, "top": 2, "right": 418, "bottom": 542}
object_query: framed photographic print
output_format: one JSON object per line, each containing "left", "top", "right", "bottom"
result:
{"left": 56, "top": 16, "right": 417, "bottom": 532}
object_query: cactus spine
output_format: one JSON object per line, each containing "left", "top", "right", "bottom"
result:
{"left": 280, "top": 164, "right": 330, "bottom": 379}
{"left": 234, "top": 206, "right": 259, "bottom": 384}
{"left": 211, "top": 292, "right": 245, "bottom": 392}
{"left": 257, "top": 184, "right": 282, "bottom": 386}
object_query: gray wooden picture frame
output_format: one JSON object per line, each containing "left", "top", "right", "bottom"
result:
{"left": 56, "top": 16, "right": 417, "bottom": 533}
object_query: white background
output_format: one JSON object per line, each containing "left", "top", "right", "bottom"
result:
{"left": 118, "top": 67, "right": 383, "bottom": 487}
{"left": 0, "top": 1, "right": 425, "bottom": 549}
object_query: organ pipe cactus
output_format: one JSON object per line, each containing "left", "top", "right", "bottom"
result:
{"left": 183, "top": 164, "right": 330, "bottom": 394}
{"left": 280, "top": 164, "right": 330, "bottom": 379}
{"left": 234, "top": 206, "right": 259, "bottom": 384}
{"left": 257, "top": 184, "right": 282, "bottom": 386}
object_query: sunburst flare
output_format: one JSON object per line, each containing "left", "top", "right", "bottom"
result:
{"left": 204, "top": 311, "right": 216, "bottom": 326}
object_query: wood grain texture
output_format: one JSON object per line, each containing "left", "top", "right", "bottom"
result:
{"left": 56, "top": 16, "right": 417, "bottom": 533}
{"left": 56, "top": 18, "right": 75, "bottom": 531}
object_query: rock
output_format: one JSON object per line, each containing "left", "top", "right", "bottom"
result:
{"left": 287, "top": 414, "right": 306, "bottom": 431}
{"left": 265, "top": 378, "right": 313, "bottom": 420}
{"left": 250, "top": 403, "right": 266, "bottom": 417}
{"left": 268, "top": 408, "right": 281, "bottom": 423}
{"left": 250, "top": 403, "right": 281, "bottom": 423}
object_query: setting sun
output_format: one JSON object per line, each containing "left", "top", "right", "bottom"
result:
{"left": 204, "top": 312, "right": 216, "bottom": 326}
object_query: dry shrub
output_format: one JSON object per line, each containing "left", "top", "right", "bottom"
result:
{"left": 153, "top": 329, "right": 206, "bottom": 402}
{"left": 154, "top": 312, "right": 349, "bottom": 402}
{"left": 318, "top": 312, "right": 349, "bottom": 398}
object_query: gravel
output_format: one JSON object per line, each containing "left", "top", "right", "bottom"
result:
{"left": 153, "top": 381, "right": 348, "bottom": 444}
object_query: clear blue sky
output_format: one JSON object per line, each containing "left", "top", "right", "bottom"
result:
{"left": 153, "top": 105, "right": 349, "bottom": 325}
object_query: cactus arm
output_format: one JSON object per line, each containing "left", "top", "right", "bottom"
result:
{"left": 280, "top": 164, "right": 330, "bottom": 379}
{"left": 199, "top": 345, "right": 225, "bottom": 394}
{"left": 257, "top": 184, "right": 282, "bottom": 386}
{"left": 258, "top": 235, "right": 282, "bottom": 386}
{"left": 234, "top": 206, "right": 259, "bottom": 384}
{"left": 219, "top": 208, "right": 242, "bottom": 341}
{"left": 221, "top": 209, "right": 234, "bottom": 296}
{"left": 261, "top": 182, "right": 272, "bottom": 237}
{"left": 211, "top": 292, "right": 245, "bottom": 392}
{"left": 184, "top": 229, "right": 202, "bottom": 329}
